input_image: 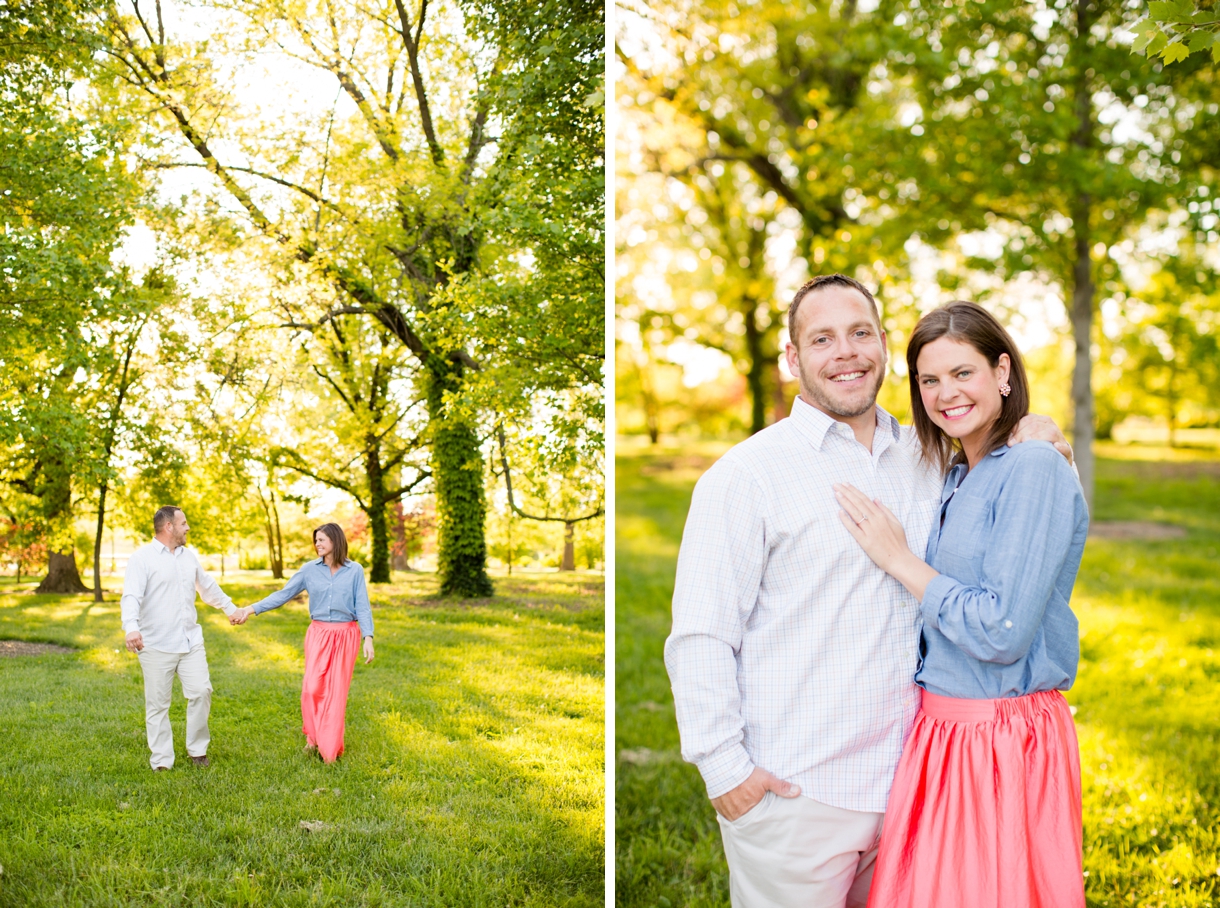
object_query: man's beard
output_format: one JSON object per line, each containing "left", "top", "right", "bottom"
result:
{"left": 798, "top": 362, "right": 885, "bottom": 419}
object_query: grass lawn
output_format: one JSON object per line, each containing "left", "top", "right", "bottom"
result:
{"left": 0, "top": 570, "right": 604, "bottom": 907}
{"left": 615, "top": 443, "right": 1220, "bottom": 908}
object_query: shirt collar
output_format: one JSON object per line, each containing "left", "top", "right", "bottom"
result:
{"left": 788, "top": 396, "right": 901, "bottom": 451}
{"left": 152, "top": 539, "right": 179, "bottom": 555}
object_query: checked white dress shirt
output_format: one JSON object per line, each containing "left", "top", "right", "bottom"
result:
{"left": 120, "top": 540, "right": 236, "bottom": 653}
{"left": 665, "top": 397, "right": 943, "bottom": 813}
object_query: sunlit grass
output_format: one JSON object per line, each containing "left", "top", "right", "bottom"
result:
{"left": 0, "top": 570, "right": 604, "bottom": 907}
{"left": 615, "top": 446, "right": 1220, "bottom": 908}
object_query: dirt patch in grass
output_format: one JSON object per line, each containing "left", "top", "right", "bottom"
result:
{"left": 0, "top": 640, "right": 75, "bottom": 657}
{"left": 1089, "top": 521, "right": 1188, "bottom": 540}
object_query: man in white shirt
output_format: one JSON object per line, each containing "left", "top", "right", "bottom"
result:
{"left": 121, "top": 506, "right": 239, "bottom": 770}
{"left": 665, "top": 275, "right": 1071, "bottom": 907}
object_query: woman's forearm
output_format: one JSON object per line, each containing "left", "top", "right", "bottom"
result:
{"left": 886, "top": 551, "right": 940, "bottom": 602}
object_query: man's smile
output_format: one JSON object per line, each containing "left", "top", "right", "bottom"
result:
{"left": 829, "top": 369, "right": 868, "bottom": 383}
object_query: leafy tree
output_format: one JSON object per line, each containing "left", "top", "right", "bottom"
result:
{"left": 879, "top": 0, "right": 1220, "bottom": 508}
{"left": 1096, "top": 260, "right": 1220, "bottom": 440}
{"left": 97, "top": 0, "right": 603, "bottom": 597}
{"left": 272, "top": 310, "right": 430, "bottom": 583}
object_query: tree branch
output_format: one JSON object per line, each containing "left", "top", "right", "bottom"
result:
{"left": 495, "top": 425, "right": 602, "bottom": 523}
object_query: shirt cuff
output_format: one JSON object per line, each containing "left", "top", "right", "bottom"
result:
{"left": 919, "top": 573, "right": 961, "bottom": 631}
{"left": 695, "top": 743, "right": 756, "bottom": 800}
{"left": 122, "top": 619, "right": 140, "bottom": 635}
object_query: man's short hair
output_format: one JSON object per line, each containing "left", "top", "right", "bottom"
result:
{"left": 787, "top": 274, "right": 882, "bottom": 342}
{"left": 153, "top": 506, "right": 183, "bottom": 534}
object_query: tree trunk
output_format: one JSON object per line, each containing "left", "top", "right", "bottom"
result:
{"left": 1070, "top": 0, "right": 1096, "bottom": 513}
{"left": 561, "top": 521, "right": 576, "bottom": 571}
{"left": 744, "top": 299, "right": 767, "bottom": 435}
{"left": 36, "top": 551, "right": 90, "bottom": 594}
{"left": 93, "top": 482, "right": 107, "bottom": 602}
{"left": 1070, "top": 209, "right": 1095, "bottom": 514}
{"left": 428, "top": 361, "right": 493, "bottom": 598}
{"left": 365, "top": 442, "right": 391, "bottom": 583}
{"left": 261, "top": 488, "right": 285, "bottom": 579}
{"left": 1168, "top": 355, "right": 1179, "bottom": 448}
{"left": 637, "top": 352, "right": 661, "bottom": 444}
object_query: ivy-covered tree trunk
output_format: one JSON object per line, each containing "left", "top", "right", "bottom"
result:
{"left": 427, "top": 360, "right": 493, "bottom": 598}
{"left": 364, "top": 441, "right": 391, "bottom": 583}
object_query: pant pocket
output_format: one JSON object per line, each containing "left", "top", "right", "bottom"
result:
{"left": 727, "top": 789, "right": 775, "bottom": 829}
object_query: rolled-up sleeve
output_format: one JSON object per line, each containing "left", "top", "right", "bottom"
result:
{"left": 920, "top": 446, "right": 1083, "bottom": 664}
{"left": 664, "top": 459, "right": 766, "bottom": 799}
{"left": 351, "top": 568, "right": 374, "bottom": 638}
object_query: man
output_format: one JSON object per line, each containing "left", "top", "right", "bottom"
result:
{"left": 664, "top": 274, "right": 1072, "bottom": 907}
{"left": 121, "top": 506, "right": 239, "bottom": 770}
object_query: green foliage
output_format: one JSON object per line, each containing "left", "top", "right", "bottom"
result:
{"left": 1096, "top": 263, "right": 1220, "bottom": 440}
{"left": 1130, "top": 1, "right": 1220, "bottom": 64}
{"left": 616, "top": 448, "right": 1220, "bottom": 907}
{"left": 0, "top": 571, "right": 604, "bottom": 906}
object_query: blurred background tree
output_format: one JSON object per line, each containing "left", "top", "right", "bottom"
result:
{"left": 617, "top": 0, "right": 1220, "bottom": 507}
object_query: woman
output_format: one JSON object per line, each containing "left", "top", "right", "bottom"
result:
{"left": 231, "top": 523, "right": 374, "bottom": 763}
{"left": 833, "top": 301, "right": 1089, "bottom": 908}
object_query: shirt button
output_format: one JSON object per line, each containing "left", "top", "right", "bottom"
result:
{"left": 1004, "top": 620, "right": 1013, "bottom": 629}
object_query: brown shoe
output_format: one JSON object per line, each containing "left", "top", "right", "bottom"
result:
{"left": 190, "top": 755, "right": 210, "bottom": 767}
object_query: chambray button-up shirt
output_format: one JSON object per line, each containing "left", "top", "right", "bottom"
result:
{"left": 120, "top": 540, "right": 236, "bottom": 653}
{"left": 917, "top": 441, "right": 1089, "bottom": 700}
{"left": 250, "top": 559, "right": 375, "bottom": 638}
{"left": 666, "top": 398, "right": 944, "bottom": 812}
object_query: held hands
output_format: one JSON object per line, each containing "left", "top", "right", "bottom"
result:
{"left": 125, "top": 631, "right": 144, "bottom": 653}
{"left": 711, "top": 767, "right": 800, "bottom": 822}
{"left": 229, "top": 606, "right": 255, "bottom": 626}
{"left": 362, "top": 637, "right": 374, "bottom": 665}
{"left": 1008, "top": 413, "right": 1073, "bottom": 464}
{"left": 834, "top": 484, "right": 912, "bottom": 575}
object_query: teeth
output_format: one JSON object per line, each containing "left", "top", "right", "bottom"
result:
{"left": 831, "top": 372, "right": 864, "bottom": 382}
{"left": 943, "top": 405, "right": 972, "bottom": 417}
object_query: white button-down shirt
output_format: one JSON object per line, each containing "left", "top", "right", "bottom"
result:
{"left": 664, "top": 398, "right": 943, "bottom": 812}
{"left": 120, "top": 540, "right": 236, "bottom": 653}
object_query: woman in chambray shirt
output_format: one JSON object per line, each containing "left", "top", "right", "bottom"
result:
{"left": 231, "top": 523, "right": 374, "bottom": 763}
{"left": 834, "top": 301, "right": 1088, "bottom": 908}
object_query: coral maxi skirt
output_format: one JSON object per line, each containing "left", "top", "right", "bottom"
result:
{"left": 301, "top": 620, "right": 361, "bottom": 763}
{"left": 867, "top": 688, "right": 1084, "bottom": 908}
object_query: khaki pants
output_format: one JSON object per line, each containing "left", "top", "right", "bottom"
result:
{"left": 717, "top": 792, "right": 884, "bottom": 908}
{"left": 137, "top": 645, "right": 212, "bottom": 769}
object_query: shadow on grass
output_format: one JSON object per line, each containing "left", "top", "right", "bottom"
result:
{"left": 0, "top": 571, "right": 604, "bottom": 908}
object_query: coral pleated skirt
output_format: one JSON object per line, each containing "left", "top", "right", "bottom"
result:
{"left": 301, "top": 620, "right": 361, "bottom": 763}
{"left": 866, "top": 688, "right": 1084, "bottom": 908}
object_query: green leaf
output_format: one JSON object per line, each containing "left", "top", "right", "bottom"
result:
{"left": 1132, "top": 26, "right": 1162, "bottom": 53}
{"left": 1186, "top": 30, "right": 1215, "bottom": 51}
{"left": 1160, "top": 40, "right": 1192, "bottom": 63}
{"left": 1146, "top": 31, "right": 1171, "bottom": 55}
{"left": 1212, "top": 40, "right": 1220, "bottom": 61}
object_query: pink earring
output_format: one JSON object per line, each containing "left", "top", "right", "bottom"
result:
{"left": 999, "top": 381, "right": 1011, "bottom": 398}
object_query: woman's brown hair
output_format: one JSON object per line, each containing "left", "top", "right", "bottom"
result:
{"left": 313, "top": 522, "right": 350, "bottom": 566}
{"left": 907, "top": 300, "right": 1030, "bottom": 475}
